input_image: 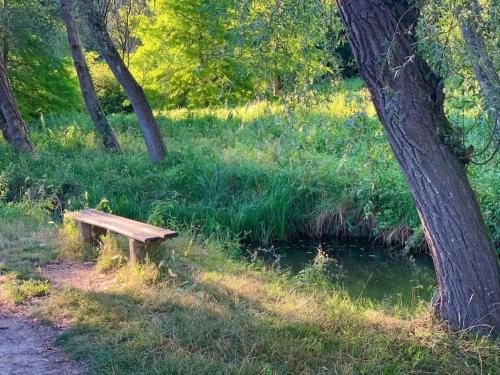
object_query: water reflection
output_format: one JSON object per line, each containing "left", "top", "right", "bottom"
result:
{"left": 248, "top": 240, "right": 437, "bottom": 310}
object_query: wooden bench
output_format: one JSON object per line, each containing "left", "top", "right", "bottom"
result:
{"left": 66, "top": 209, "right": 178, "bottom": 263}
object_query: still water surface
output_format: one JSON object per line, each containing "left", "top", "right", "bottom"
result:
{"left": 250, "top": 240, "right": 437, "bottom": 310}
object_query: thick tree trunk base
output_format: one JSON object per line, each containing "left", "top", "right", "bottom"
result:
{"left": 337, "top": 0, "right": 500, "bottom": 334}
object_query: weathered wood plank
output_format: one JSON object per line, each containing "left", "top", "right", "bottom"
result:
{"left": 66, "top": 209, "right": 178, "bottom": 243}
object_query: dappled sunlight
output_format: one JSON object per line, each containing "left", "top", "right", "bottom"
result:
{"left": 0, "top": 214, "right": 497, "bottom": 373}
{"left": 200, "top": 270, "right": 325, "bottom": 325}
{"left": 1, "top": 0, "right": 498, "bottom": 372}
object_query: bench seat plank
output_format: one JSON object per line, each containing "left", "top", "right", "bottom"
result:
{"left": 67, "top": 209, "right": 178, "bottom": 243}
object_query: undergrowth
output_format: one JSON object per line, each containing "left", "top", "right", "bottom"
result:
{"left": 1, "top": 80, "right": 497, "bottom": 252}
{"left": 1, "top": 208, "right": 498, "bottom": 373}
{"left": 2, "top": 275, "right": 50, "bottom": 304}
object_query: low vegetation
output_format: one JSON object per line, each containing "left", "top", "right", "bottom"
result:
{"left": 0, "top": 203, "right": 498, "bottom": 374}
{"left": 1, "top": 83, "right": 499, "bottom": 373}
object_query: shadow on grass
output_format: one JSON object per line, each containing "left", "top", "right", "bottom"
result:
{"left": 41, "top": 271, "right": 495, "bottom": 375}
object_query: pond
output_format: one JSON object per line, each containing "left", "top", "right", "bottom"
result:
{"left": 247, "top": 240, "right": 437, "bottom": 312}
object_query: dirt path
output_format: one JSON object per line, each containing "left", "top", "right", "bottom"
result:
{"left": 0, "top": 307, "right": 86, "bottom": 375}
{"left": 0, "top": 261, "right": 116, "bottom": 374}
{"left": 0, "top": 261, "right": 110, "bottom": 375}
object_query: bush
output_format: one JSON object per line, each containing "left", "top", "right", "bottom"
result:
{"left": 87, "top": 52, "right": 132, "bottom": 114}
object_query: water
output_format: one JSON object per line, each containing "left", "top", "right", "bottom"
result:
{"left": 248, "top": 240, "right": 437, "bottom": 310}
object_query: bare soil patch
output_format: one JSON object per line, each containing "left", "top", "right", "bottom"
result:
{"left": 0, "top": 306, "right": 86, "bottom": 375}
{"left": 41, "top": 261, "right": 115, "bottom": 292}
{"left": 0, "top": 261, "right": 114, "bottom": 374}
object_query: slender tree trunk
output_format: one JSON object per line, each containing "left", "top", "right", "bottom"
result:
{"left": 455, "top": 0, "right": 499, "bottom": 132}
{"left": 272, "top": 78, "right": 280, "bottom": 98}
{"left": 0, "top": 57, "right": 34, "bottom": 153}
{"left": 60, "top": 0, "right": 120, "bottom": 152}
{"left": 337, "top": 0, "right": 499, "bottom": 333}
{"left": 78, "top": 0, "right": 166, "bottom": 163}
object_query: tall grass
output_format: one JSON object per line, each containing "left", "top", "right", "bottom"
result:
{"left": 0, "top": 80, "right": 497, "bottom": 251}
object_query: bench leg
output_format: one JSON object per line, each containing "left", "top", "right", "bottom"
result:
{"left": 129, "top": 239, "right": 146, "bottom": 264}
{"left": 93, "top": 226, "right": 108, "bottom": 243}
{"left": 79, "top": 223, "right": 107, "bottom": 245}
{"left": 80, "top": 222, "right": 93, "bottom": 244}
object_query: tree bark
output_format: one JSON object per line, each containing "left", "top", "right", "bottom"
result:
{"left": 2, "top": 0, "right": 9, "bottom": 65}
{"left": 272, "top": 78, "right": 280, "bottom": 97}
{"left": 78, "top": 0, "right": 166, "bottom": 163}
{"left": 0, "top": 56, "right": 34, "bottom": 154}
{"left": 455, "top": 0, "right": 499, "bottom": 134}
{"left": 0, "top": 109, "right": 9, "bottom": 142}
{"left": 60, "top": 0, "right": 121, "bottom": 152}
{"left": 337, "top": 0, "right": 500, "bottom": 333}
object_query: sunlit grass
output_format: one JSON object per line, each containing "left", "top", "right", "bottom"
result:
{"left": 2, "top": 276, "right": 50, "bottom": 304}
{"left": 0, "top": 206, "right": 498, "bottom": 373}
{"left": 1, "top": 81, "right": 497, "bottom": 250}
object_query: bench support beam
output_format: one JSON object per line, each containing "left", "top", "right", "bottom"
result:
{"left": 80, "top": 222, "right": 93, "bottom": 243}
{"left": 79, "top": 223, "right": 107, "bottom": 245}
{"left": 129, "top": 239, "right": 146, "bottom": 264}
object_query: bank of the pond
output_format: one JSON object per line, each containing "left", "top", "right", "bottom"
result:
{"left": 0, "top": 205, "right": 498, "bottom": 374}
{"left": 0, "top": 84, "right": 498, "bottom": 252}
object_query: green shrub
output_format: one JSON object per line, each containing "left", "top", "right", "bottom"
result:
{"left": 87, "top": 52, "right": 131, "bottom": 114}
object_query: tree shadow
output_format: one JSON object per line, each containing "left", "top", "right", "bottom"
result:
{"left": 38, "top": 266, "right": 486, "bottom": 375}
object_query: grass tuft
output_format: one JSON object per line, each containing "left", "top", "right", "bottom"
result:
{"left": 96, "top": 233, "right": 128, "bottom": 272}
{"left": 115, "top": 259, "right": 161, "bottom": 289}
{"left": 58, "top": 218, "right": 86, "bottom": 260}
{"left": 2, "top": 274, "right": 50, "bottom": 304}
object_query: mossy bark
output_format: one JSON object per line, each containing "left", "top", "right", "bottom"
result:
{"left": 337, "top": 0, "right": 500, "bottom": 333}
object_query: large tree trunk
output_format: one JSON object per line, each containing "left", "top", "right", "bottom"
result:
{"left": 0, "top": 57, "right": 34, "bottom": 154}
{"left": 455, "top": 0, "right": 499, "bottom": 134}
{"left": 337, "top": 0, "right": 500, "bottom": 333}
{"left": 60, "top": 0, "right": 120, "bottom": 152}
{"left": 78, "top": 0, "right": 166, "bottom": 163}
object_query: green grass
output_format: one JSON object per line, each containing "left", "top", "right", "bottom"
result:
{"left": 0, "top": 203, "right": 58, "bottom": 276}
{"left": 0, "top": 80, "right": 498, "bottom": 371}
{"left": 0, "top": 209, "right": 498, "bottom": 374}
{"left": 2, "top": 276, "right": 50, "bottom": 304}
{"left": 1, "top": 80, "right": 497, "bottom": 251}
